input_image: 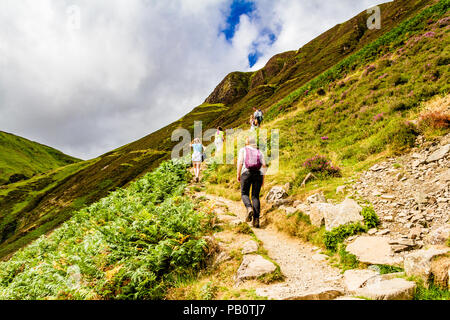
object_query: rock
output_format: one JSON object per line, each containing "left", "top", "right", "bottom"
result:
{"left": 309, "top": 203, "right": 334, "bottom": 227}
{"left": 241, "top": 240, "right": 258, "bottom": 255}
{"left": 354, "top": 278, "right": 416, "bottom": 300}
{"left": 235, "top": 255, "right": 277, "bottom": 284}
{"left": 370, "top": 164, "right": 386, "bottom": 171}
{"left": 284, "top": 288, "right": 344, "bottom": 300}
{"left": 426, "top": 144, "right": 449, "bottom": 163}
{"left": 300, "top": 172, "right": 317, "bottom": 187}
{"left": 336, "top": 185, "right": 346, "bottom": 194}
{"left": 346, "top": 236, "right": 403, "bottom": 266}
{"left": 427, "top": 226, "right": 450, "bottom": 245}
{"left": 265, "top": 186, "right": 288, "bottom": 203}
{"left": 306, "top": 192, "right": 326, "bottom": 204}
{"left": 381, "top": 194, "right": 395, "bottom": 200}
{"left": 312, "top": 254, "right": 328, "bottom": 262}
{"left": 430, "top": 255, "right": 450, "bottom": 290}
{"left": 404, "top": 247, "right": 450, "bottom": 286}
{"left": 295, "top": 203, "right": 311, "bottom": 216}
{"left": 282, "top": 206, "right": 298, "bottom": 216}
{"left": 377, "top": 229, "right": 390, "bottom": 236}
{"left": 213, "top": 252, "right": 231, "bottom": 268}
{"left": 324, "top": 198, "right": 363, "bottom": 231}
{"left": 368, "top": 228, "right": 378, "bottom": 235}
{"left": 409, "top": 227, "right": 422, "bottom": 240}
{"left": 384, "top": 215, "right": 394, "bottom": 222}
{"left": 343, "top": 269, "right": 378, "bottom": 292}
{"left": 391, "top": 245, "right": 412, "bottom": 253}
{"left": 334, "top": 296, "right": 365, "bottom": 300}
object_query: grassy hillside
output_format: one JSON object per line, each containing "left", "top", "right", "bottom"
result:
{"left": 203, "top": 0, "right": 450, "bottom": 202}
{"left": 0, "top": 0, "right": 447, "bottom": 260}
{"left": 0, "top": 131, "right": 80, "bottom": 185}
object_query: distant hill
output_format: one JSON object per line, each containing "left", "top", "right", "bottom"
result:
{"left": 0, "top": 131, "right": 80, "bottom": 185}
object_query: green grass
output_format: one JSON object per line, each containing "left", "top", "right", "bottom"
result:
{"left": 0, "top": 131, "right": 80, "bottom": 185}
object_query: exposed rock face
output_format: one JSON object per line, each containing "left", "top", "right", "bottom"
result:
{"left": 235, "top": 255, "right": 276, "bottom": 284}
{"left": 346, "top": 236, "right": 403, "bottom": 266}
{"left": 204, "top": 72, "right": 251, "bottom": 105}
{"left": 266, "top": 186, "right": 288, "bottom": 203}
{"left": 403, "top": 247, "right": 450, "bottom": 286}
{"left": 427, "top": 226, "right": 450, "bottom": 245}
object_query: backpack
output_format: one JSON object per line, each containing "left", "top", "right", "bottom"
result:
{"left": 244, "top": 147, "right": 262, "bottom": 171}
{"left": 255, "top": 110, "right": 263, "bottom": 123}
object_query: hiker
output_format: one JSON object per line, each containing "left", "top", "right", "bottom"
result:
{"left": 253, "top": 107, "right": 264, "bottom": 127}
{"left": 190, "top": 138, "right": 205, "bottom": 183}
{"left": 250, "top": 115, "right": 257, "bottom": 131}
{"left": 215, "top": 127, "right": 225, "bottom": 152}
{"left": 237, "top": 136, "right": 267, "bottom": 228}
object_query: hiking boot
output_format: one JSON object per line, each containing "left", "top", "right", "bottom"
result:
{"left": 252, "top": 217, "right": 260, "bottom": 228}
{"left": 246, "top": 207, "right": 253, "bottom": 222}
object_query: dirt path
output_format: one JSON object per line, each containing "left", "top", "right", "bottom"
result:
{"left": 198, "top": 192, "right": 345, "bottom": 300}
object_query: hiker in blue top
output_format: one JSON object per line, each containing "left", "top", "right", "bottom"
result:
{"left": 190, "top": 138, "right": 205, "bottom": 183}
{"left": 237, "top": 136, "right": 267, "bottom": 228}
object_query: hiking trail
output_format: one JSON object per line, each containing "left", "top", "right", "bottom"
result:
{"left": 196, "top": 191, "right": 346, "bottom": 300}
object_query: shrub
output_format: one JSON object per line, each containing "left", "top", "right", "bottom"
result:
{"left": 391, "top": 74, "right": 409, "bottom": 86}
{"left": 323, "top": 222, "right": 367, "bottom": 252}
{"left": 419, "top": 111, "right": 450, "bottom": 129}
{"left": 361, "top": 207, "right": 380, "bottom": 229}
{"left": 0, "top": 160, "right": 214, "bottom": 300}
{"left": 383, "top": 119, "right": 419, "bottom": 151}
{"left": 303, "top": 155, "right": 341, "bottom": 177}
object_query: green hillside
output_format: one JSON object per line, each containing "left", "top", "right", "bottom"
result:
{"left": 0, "top": 131, "right": 80, "bottom": 185}
{"left": 0, "top": 0, "right": 448, "bottom": 261}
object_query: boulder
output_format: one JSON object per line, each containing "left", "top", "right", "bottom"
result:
{"left": 404, "top": 247, "right": 450, "bottom": 286}
{"left": 430, "top": 255, "right": 450, "bottom": 290}
{"left": 265, "top": 186, "right": 288, "bottom": 203}
{"left": 306, "top": 192, "right": 326, "bottom": 204}
{"left": 284, "top": 288, "right": 344, "bottom": 300}
{"left": 427, "top": 226, "right": 450, "bottom": 245}
{"left": 343, "top": 269, "right": 379, "bottom": 292}
{"left": 354, "top": 277, "right": 416, "bottom": 300}
{"left": 235, "top": 255, "right": 277, "bottom": 284}
{"left": 309, "top": 203, "right": 334, "bottom": 227}
{"left": 324, "top": 198, "right": 363, "bottom": 231}
{"left": 346, "top": 236, "right": 403, "bottom": 266}
{"left": 426, "top": 144, "right": 449, "bottom": 163}
{"left": 241, "top": 240, "right": 259, "bottom": 255}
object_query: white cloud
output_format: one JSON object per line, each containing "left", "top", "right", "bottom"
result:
{"left": 0, "top": 0, "right": 387, "bottom": 159}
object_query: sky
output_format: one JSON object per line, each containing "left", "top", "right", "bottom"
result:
{"left": 0, "top": 0, "right": 385, "bottom": 160}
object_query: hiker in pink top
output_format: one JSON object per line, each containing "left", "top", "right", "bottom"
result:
{"left": 237, "top": 136, "right": 267, "bottom": 228}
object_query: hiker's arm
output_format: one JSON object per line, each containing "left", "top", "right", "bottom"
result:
{"left": 261, "top": 157, "right": 267, "bottom": 186}
{"left": 237, "top": 162, "right": 242, "bottom": 182}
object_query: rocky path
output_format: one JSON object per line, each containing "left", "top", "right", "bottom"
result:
{"left": 198, "top": 192, "right": 346, "bottom": 300}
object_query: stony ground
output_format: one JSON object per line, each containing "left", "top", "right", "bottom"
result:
{"left": 351, "top": 134, "right": 450, "bottom": 247}
{"left": 198, "top": 192, "right": 347, "bottom": 300}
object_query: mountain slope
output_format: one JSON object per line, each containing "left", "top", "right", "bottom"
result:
{"left": 0, "top": 0, "right": 447, "bottom": 260}
{"left": 0, "top": 131, "right": 80, "bottom": 185}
